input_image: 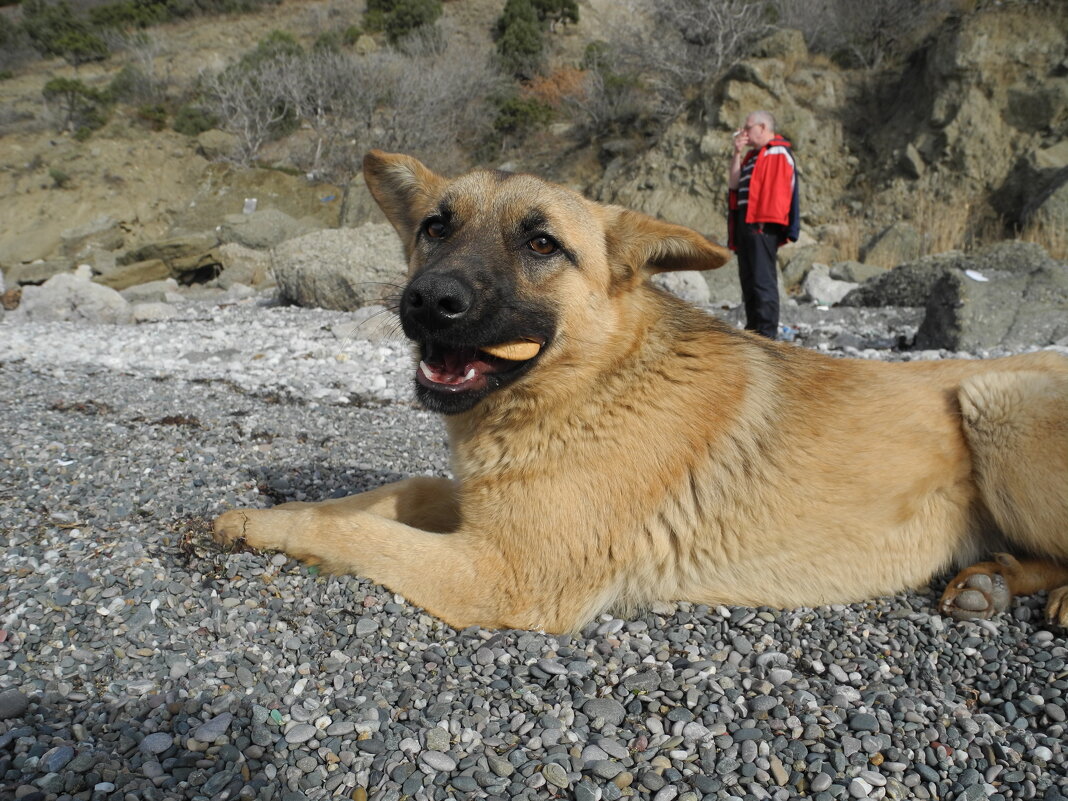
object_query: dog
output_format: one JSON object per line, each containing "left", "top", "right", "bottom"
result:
{"left": 213, "top": 150, "right": 1068, "bottom": 633}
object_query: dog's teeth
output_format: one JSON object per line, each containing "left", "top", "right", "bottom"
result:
{"left": 464, "top": 368, "right": 477, "bottom": 382}
{"left": 419, "top": 361, "right": 434, "bottom": 380}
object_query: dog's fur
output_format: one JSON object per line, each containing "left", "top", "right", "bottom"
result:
{"left": 213, "top": 151, "right": 1068, "bottom": 633}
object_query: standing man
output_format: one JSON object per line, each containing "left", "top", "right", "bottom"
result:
{"left": 728, "top": 111, "right": 800, "bottom": 339}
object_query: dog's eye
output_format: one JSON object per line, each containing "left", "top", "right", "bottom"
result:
{"left": 424, "top": 219, "right": 447, "bottom": 239}
{"left": 528, "top": 236, "right": 558, "bottom": 256}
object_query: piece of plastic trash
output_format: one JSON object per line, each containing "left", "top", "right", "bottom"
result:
{"left": 242, "top": 197, "right": 257, "bottom": 214}
{"left": 964, "top": 269, "right": 988, "bottom": 282}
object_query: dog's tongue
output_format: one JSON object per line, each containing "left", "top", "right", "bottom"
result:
{"left": 418, "top": 348, "right": 492, "bottom": 390}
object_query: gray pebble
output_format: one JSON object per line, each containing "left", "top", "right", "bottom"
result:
{"left": 420, "top": 750, "right": 457, "bottom": 772}
{"left": 193, "top": 712, "right": 233, "bottom": 742}
{"left": 584, "top": 698, "right": 626, "bottom": 727}
{"left": 285, "top": 724, "right": 318, "bottom": 744}
{"left": 0, "top": 690, "right": 29, "bottom": 720}
{"left": 953, "top": 589, "right": 990, "bottom": 612}
{"left": 139, "top": 732, "right": 174, "bottom": 755}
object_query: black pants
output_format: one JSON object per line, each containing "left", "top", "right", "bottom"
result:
{"left": 736, "top": 220, "right": 782, "bottom": 339}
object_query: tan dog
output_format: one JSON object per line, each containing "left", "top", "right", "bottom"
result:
{"left": 213, "top": 151, "right": 1068, "bottom": 633}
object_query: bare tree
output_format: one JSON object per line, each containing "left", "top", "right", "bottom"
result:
{"left": 199, "top": 36, "right": 499, "bottom": 175}
{"left": 273, "top": 50, "right": 359, "bottom": 178}
{"left": 200, "top": 59, "right": 292, "bottom": 165}
{"left": 777, "top": 0, "right": 952, "bottom": 70}
{"left": 595, "top": 0, "right": 775, "bottom": 122}
{"left": 368, "top": 41, "right": 502, "bottom": 168}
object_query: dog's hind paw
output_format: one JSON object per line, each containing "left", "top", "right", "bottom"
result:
{"left": 940, "top": 561, "right": 1013, "bottom": 621}
{"left": 1047, "top": 586, "right": 1068, "bottom": 627}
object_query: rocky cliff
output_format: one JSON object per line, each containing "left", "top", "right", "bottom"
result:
{"left": 0, "top": 0, "right": 1065, "bottom": 304}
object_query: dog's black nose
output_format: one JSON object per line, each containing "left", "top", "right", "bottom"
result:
{"left": 403, "top": 272, "right": 475, "bottom": 330}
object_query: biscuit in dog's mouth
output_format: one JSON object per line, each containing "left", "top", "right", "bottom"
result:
{"left": 479, "top": 339, "right": 542, "bottom": 361}
{"left": 417, "top": 340, "right": 542, "bottom": 392}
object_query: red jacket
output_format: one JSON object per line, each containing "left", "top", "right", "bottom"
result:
{"left": 728, "top": 135, "right": 798, "bottom": 250}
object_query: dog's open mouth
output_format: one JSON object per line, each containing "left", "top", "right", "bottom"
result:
{"left": 417, "top": 339, "right": 544, "bottom": 394}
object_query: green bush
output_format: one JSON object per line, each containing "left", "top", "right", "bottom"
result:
{"left": 364, "top": 0, "right": 442, "bottom": 45}
{"left": 313, "top": 30, "right": 343, "bottom": 53}
{"left": 237, "top": 29, "right": 303, "bottom": 70}
{"left": 172, "top": 103, "right": 217, "bottom": 136}
{"left": 342, "top": 24, "right": 363, "bottom": 45}
{"left": 0, "top": 11, "right": 17, "bottom": 48}
{"left": 493, "top": 93, "right": 552, "bottom": 137}
{"left": 89, "top": 1, "right": 169, "bottom": 30}
{"left": 22, "top": 0, "right": 110, "bottom": 65}
{"left": 495, "top": 0, "right": 542, "bottom": 77}
{"left": 108, "top": 63, "right": 157, "bottom": 103}
{"left": 43, "top": 76, "right": 112, "bottom": 134}
{"left": 494, "top": 0, "right": 576, "bottom": 78}
{"left": 49, "top": 166, "right": 71, "bottom": 188}
{"left": 136, "top": 102, "right": 168, "bottom": 130}
{"left": 530, "top": 0, "right": 578, "bottom": 27}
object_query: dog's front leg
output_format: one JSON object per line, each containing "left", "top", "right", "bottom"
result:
{"left": 212, "top": 478, "right": 518, "bottom": 628}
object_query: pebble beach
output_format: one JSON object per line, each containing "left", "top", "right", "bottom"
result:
{"left": 1, "top": 297, "right": 1065, "bottom": 801}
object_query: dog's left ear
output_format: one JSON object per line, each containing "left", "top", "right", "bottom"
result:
{"left": 605, "top": 208, "right": 731, "bottom": 277}
{"left": 363, "top": 150, "right": 447, "bottom": 257}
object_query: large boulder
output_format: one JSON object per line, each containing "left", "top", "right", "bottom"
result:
{"left": 829, "top": 261, "right": 887, "bottom": 284}
{"left": 95, "top": 259, "right": 171, "bottom": 291}
{"left": 1021, "top": 168, "right": 1068, "bottom": 237}
{"left": 652, "top": 271, "right": 711, "bottom": 305}
{"left": 801, "top": 264, "right": 858, "bottom": 306}
{"left": 218, "top": 209, "right": 311, "bottom": 250}
{"left": 839, "top": 251, "right": 960, "bottom": 308}
{"left": 271, "top": 224, "right": 406, "bottom": 311}
{"left": 703, "top": 259, "right": 744, "bottom": 305}
{"left": 116, "top": 233, "right": 221, "bottom": 284}
{"left": 216, "top": 244, "right": 273, "bottom": 289}
{"left": 916, "top": 241, "right": 1068, "bottom": 351}
{"left": 10, "top": 268, "right": 132, "bottom": 324}
{"left": 4, "top": 260, "right": 72, "bottom": 286}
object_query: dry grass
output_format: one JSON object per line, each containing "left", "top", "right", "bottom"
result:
{"left": 1020, "top": 214, "right": 1068, "bottom": 261}
{"left": 823, "top": 192, "right": 1065, "bottom": 268}
{"left": 911, "top": 192, "right": 974, "bottom": 256}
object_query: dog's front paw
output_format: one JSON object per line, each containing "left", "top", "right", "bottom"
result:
{"left": 213, "top": 508, "right": 291, "bottom": 553}
{"left": 940, "top": 559, "right": 1013, "bottom": 621}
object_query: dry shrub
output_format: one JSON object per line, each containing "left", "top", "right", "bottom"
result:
{"left": 524, "top": 67, "right": 587, "bottom": 109}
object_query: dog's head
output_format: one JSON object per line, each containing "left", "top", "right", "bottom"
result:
{"left": 364, "top": 150, "right": 730, "bottom": 414}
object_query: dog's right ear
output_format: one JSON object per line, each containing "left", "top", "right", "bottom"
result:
{"left": 363, "top": 151, "right": 447, "bottom": 257}
{"left": 604, "top": 207, "right": 732, "bottom": 280}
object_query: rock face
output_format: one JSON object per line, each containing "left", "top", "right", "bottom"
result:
{"left": 271, "top": 224, "right": 407, "bottom": 311}
{"left": 594, "top": 4, "right": 1067, "bottom": 260}
{"left": 916, "top": 242, "right": 1068, "bottom": 351}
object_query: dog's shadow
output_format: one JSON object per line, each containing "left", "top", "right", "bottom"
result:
{"left": 247, "top": 464, "right": 415, "bottom": 505}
